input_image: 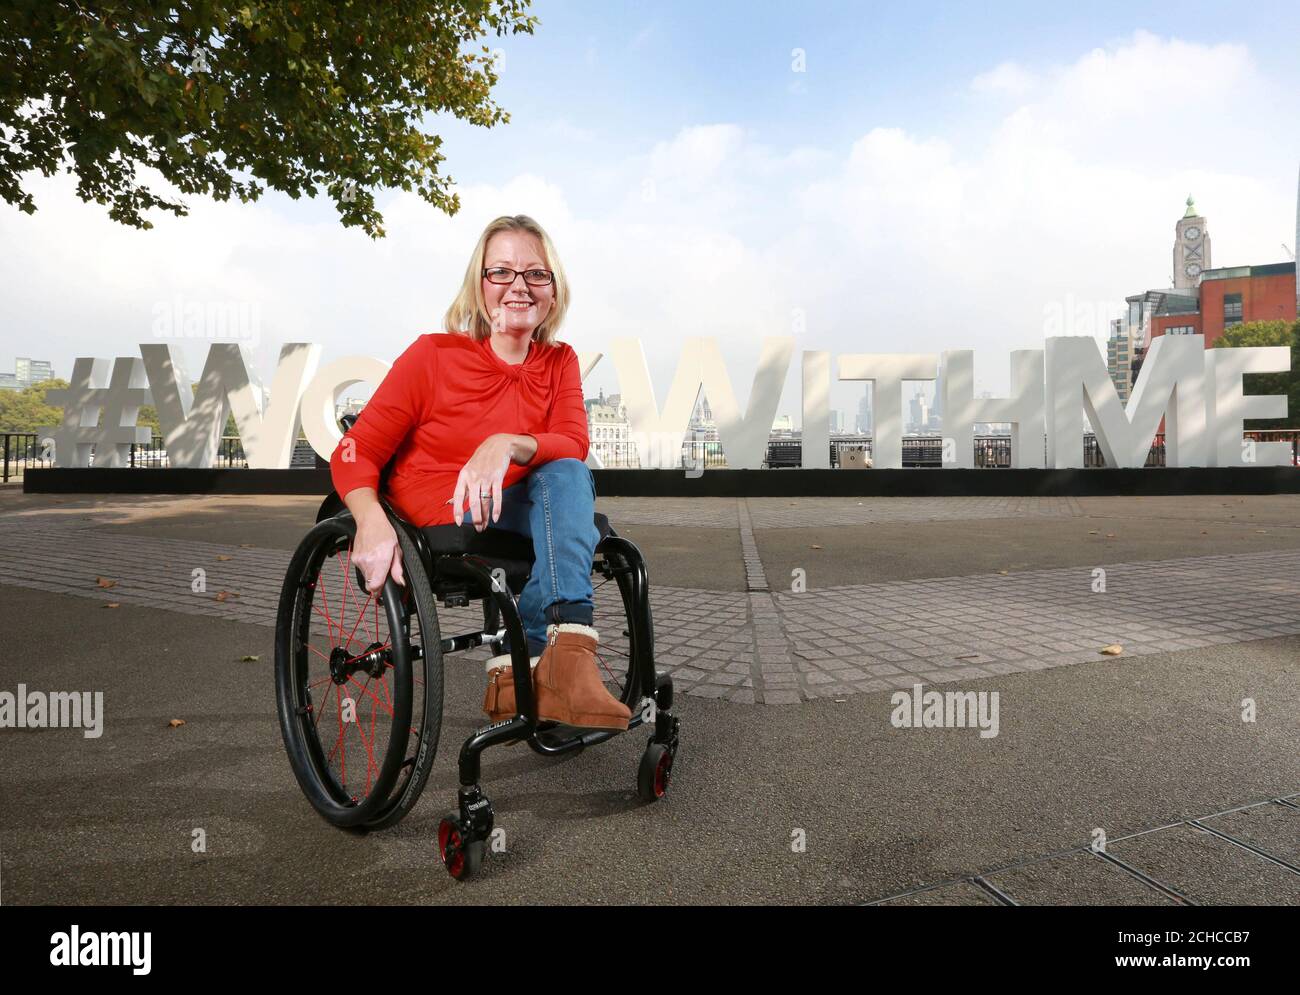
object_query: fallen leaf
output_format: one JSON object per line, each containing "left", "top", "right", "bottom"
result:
{"left": 1105, "top": 533, "right": 1116, "bottom": 539}
{"left": 96, "top": 576, "right": 117, "bottom": 589}
{"left": 168, "top": 719, "right": 185, "bottom": 728}
{"left": 997, "top": 570, "right": 1008, "bottom": 575}
{"left": 1099, "top": 644, "right": 1123, "bottom": 656}
{"left": 1201, "top": 531, "right": 1208, "bottom": 535}
{"left": 1088, "top": 530, "right": 1098, "bottom": 535}
{"left": 810, "top": 544, "right": 823, "bottom": 550}
{"left": 239, "top": 543, "right": 255, "bottom": 548}
{"left": 103, "top": 602, "right": 120, "bottom": 609}
{"left": 240, "top": 654, "right": 260, "bottom": 662}
{"left": 215, "top": 590, "right": 240, "bottom": 602}
{"left": 216, "top": 554, "right": 233, "bottom": 561}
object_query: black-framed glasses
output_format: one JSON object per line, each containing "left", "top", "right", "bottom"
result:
{"left": 482, "top": 266, "right": 554, "bottom": 287}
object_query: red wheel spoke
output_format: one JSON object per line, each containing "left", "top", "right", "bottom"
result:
{"left": 335, "top": 685, "right": 346, "bottom": 784}
{"left": 347, "top": 680, "right": 380, "bottom": 793}
{"left": 347, "top": 675, "right": 394, "bottom": 717}
{"left": 315, "top": 683, "right": 336, "bottom": 732}
{"left": 337, "top": 552, "right": 352, "bottom": 648}
{"left": 315, "top": 572, "right": 338, "bottom": 645}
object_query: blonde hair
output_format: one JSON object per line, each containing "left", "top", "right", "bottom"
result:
{"left": 442, "top": 214, "right": 570, "bottom": 346}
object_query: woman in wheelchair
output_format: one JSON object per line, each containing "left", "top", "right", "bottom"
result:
{"left": 278, "top": 214, "right": 677, "bottom": 874}
{"left": 329, "top": 215, "right": 631, "bottom": 732}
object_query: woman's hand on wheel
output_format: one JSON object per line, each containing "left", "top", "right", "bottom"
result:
{"left": 447, "top": 433, "right": 514, "bottom": 530}
{"left": 353, "top": 505, "right": 405, "bottom": 594}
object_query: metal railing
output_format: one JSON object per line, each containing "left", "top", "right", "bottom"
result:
{"left": 124, "top": 436, "right": 320, "bottom": 469}
{"left": 1, "top": 433, "right": 47, "bottom": 482}
{"left": 0, "top": 434, "right": 320, "bottom": 477}
{"left": 7, "top": 429, "right": 1297, "bottom": 481}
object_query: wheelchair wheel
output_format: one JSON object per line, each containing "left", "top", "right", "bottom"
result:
{"left": 590, "top": 546, "right": 645, "bottom": 711}
{"left": 275, "top": 513, "right": 441, "bottom": 829}
{"left": 358, "top": 518, "right": 443, "bottom": 830}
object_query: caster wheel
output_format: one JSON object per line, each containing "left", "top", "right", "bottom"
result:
{"left": 438, "top": 813, "right": 485, "bottom": 880}
{"left": 654, "top": 672, "right": 674, "bottom": 712}
{"left": 637, "top": 742, "right": 673, "bottom": 802}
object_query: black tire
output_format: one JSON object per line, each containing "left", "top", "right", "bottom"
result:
{"left": 590, "top": 546, "right": 645, "bottom": 712}
{"left": 360, "top": 518, "right": 443, "bottom": 830}
{"left": 637, "top": 742, "right": 673, "bottom": 802}
{"left": 438, "top": 813, "right": 485, "bottom": 880}
{"left": 275, "top": 514, "right": 415, "bottom": 828}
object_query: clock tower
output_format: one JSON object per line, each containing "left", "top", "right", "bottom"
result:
{"left": 1173, "top": 195, "right": 1211, "bottom": 289}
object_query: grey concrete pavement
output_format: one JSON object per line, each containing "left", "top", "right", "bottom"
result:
{"left": 0, "top": 489, "right": 1296, "bottom": 904}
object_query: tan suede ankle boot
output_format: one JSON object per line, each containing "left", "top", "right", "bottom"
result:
{"left": 482, "top": 652, "right": 540, "bottom": 722}
{"left": 533, "top": 623, "right": 631, "bottom": 731}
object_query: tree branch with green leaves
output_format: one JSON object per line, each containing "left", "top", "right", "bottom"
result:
{"left": 0, "top": 0, "right": 536, "bottom": 237}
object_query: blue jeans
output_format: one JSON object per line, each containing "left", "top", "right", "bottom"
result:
{"left": 473, "top": 457, "right": 600, "bottom": 657}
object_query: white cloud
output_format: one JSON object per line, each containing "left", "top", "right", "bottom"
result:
{"left": 0, "top": 31, "right": 1294, "bottom": 422}
{"left": 971, "top": 61, "right": 1038, "bottom": 96}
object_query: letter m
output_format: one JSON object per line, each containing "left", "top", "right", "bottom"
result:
{"left": 1045, "top": 335, "right": 1206, "bottom": 468}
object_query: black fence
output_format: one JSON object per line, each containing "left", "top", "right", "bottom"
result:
{"left": 7, "top": 430, "right": 1298, "bottom": 482}
{"left": 2, "top": 433, "right": 47, "bottom": 482}
{"left": 764, "top": 432, "right": 1300, "bottom": 469}
{"left": 0, "top": 434, "right": 321, "bottom": 480}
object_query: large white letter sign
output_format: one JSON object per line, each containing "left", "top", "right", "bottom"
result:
{"left": 1206, "top": 346, "right": 1292, "bottom": 467}
{"left": 301, "top": 355, "right": 392, "bottom": 461}
{"left": 40, "top": 357, "right": 152, "bottom": 467}
{"left": 140, "top": 343, "right": 319, "bottom": 468}
{"left": 1045, "top": 335, "right": 1207, "bottom": 468}
{"left": 197, "top": 343, "right": 321, "bottom": 469}
{"left": 701, "top": 337, "right": 793, "bottom": 470}
{"left": 609, "top": 337, "right": 791, "bottom": 470}
{"left": 608, "top": 338, "right": 698, "bottom": 469}
{"left": 837, "top": 354, "right": 939, "bottom": 468}
{"left": 941, "top": 350, "right": 1046, "bottom": 468}
{"left": 802, "top": 350, "right": 832, "bottom": 469}
{"left": 141, "top": 344, "right": 226, "bottom": 467}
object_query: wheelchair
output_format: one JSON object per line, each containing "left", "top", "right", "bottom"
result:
{"left": 273, "top": 448, "right": 681, "bottom": 880}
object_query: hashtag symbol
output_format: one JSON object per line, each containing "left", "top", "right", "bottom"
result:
{"left": 39, "top": 357, "right": 153, "bottom": 467}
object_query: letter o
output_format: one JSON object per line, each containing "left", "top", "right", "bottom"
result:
{"left": 300, "top": 357, "right": 391, "bottom": 460}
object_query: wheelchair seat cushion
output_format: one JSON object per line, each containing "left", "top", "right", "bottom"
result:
{"left": 416, "top": 512, "right": 615, "bottom": 597}
{"left": 419, "top": 513, "right": 613, "bottom": 560}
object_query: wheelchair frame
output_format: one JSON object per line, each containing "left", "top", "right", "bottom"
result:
{"left": 281, "top": 489, "right": 681, "bottom": 879}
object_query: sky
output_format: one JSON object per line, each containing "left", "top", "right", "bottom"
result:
{"left": 3, "top": 0, "right": 1300, "bottom": 427}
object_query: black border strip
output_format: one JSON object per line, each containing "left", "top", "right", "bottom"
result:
{"left": 21, "top": 466, "right": 1300, "bottom": 497}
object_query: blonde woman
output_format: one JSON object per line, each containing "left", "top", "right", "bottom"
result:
{"left": 330, "top": 215, "right": 630, "bottom": 731}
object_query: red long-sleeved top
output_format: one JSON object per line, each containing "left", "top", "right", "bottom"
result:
{"left": 329, "top": 331, "right": 589, "bottom": 527}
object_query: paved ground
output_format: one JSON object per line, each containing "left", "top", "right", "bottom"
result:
{"left": 0, "top": 485, "right": 1296, "bottom": 904}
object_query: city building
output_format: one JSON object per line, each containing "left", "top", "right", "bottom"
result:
{"left": 1147, "top": 261, "right": 1296, "bottom": 345}
{"left": 584, "top": 388, "right": 636, "bottom": 467}
{"left": 857, "top": 389, "right": 873, "bottom": 436}
{"left": 1119, "top": 185, "right": 1297, "bottom": 385}
{"left": 1107, "top": 318, "right": 1137, "bottom": 403}
{"left": 1173, "top": 195, "right": 1211, "bottom": 289}
{"left": 0, "top": 357, "right": 55, "bottom": 392}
